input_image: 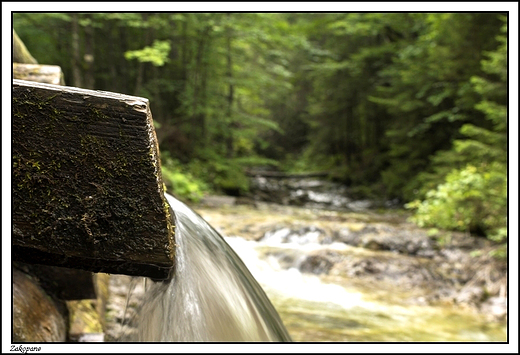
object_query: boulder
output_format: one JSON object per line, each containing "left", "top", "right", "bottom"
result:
{"left": 299, "top": 255, "right": 334, "bottom": 275}
{"left": 12, "top": 269, "right": 68, "bottom": 342}
{"left": 358, "top": 228, "right": 434, "bottom": 256}
{"left": 333, "top": 227, "right": 361, "bottom": 246}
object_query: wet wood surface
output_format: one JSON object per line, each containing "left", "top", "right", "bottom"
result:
{"left": 12, "top": 79, "right": 175, "bottom": 279}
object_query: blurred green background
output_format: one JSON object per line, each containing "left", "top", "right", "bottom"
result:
{"left": 13, "top": 12, "right": 508, "bottom": 255}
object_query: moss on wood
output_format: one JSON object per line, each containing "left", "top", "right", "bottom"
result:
{"left": 12, "top": 80, "right": 175, "bottom": 279}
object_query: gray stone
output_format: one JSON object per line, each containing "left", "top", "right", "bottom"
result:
{"left": 455, "top": 286, "right": 486, "bottom": 305}
{"left": 299, "top": 255, "right": 334, "bottom": 275}
{"left": 334, "top": 227, "right": 361, "bottom": 246}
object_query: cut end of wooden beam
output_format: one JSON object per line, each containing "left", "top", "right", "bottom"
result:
{"left": 13, "top": 63, "right": 65, "bottom": 86}
{"left": 12, "top": 79, "right": 175, "bottom": 279}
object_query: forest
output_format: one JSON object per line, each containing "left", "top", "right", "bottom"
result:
{"left": 13, "top": 12, "right": 508, "bottom": 256}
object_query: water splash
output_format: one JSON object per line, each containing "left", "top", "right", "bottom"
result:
{"left": 131, "top": 193, "right": 292, "bottom": 342}
{"left": 224, "top": 236, "right": 370, "bottom": 311}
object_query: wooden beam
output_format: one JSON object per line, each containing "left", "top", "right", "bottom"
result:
{"left": 12, "top": 79, "right": 175, "bottom": 279}
{"left": 13, "top": 63, "right": 65, "bottom": 85}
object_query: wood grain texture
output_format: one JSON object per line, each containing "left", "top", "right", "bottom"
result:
{"left": 12, "top": 79, "right": 175, "bottom": 279}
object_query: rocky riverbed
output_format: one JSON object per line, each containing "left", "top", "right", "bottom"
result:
{"left": 194, "top": 198, "right": 507, "bottom": 323}
{"left": 103, "top": 195, "right": 507, "bottom": 341}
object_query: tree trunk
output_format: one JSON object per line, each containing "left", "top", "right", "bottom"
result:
{"left": 193, "top": 26, "right": 210, "bottom": 143}
{"left": 134, "top": 13, "right": 150, "bottom": 96}
{"left": 225, "top": 13, "right": 234, "bottom": 158}
{"left": 71, "top": 13, "right": 83, "bottom": 88}
{"left": 181, "top": 16, "right": 189, "bottom": 87}
{"left": 83, "top": 14, "right": 95, "bottom": 89}
{"left": 12, "top": 29, "right": 38, "bottom": 64}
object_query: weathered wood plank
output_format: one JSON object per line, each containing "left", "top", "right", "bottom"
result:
{"left": 12, "top": 79, "right": 175, "bottom": 279}
{"left": 13, "top": 63, "right": 65, "bottom": 85}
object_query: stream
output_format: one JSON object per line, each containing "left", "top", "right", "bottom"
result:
{"left": 222, "top": 235, "right": 506, "bottom": 341}
{"left": 105, "top": 177, "right": 507, "bottom": 342}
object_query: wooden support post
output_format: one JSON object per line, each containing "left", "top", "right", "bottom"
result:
{"left": 12, "top": 79, "right": 175, "bottom": 280}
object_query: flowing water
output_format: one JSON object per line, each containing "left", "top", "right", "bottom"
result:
{"left": 129, "top": 193, "right": 291, "bottom": 342}
{"left": 223, "top": 236, "right": 507, "bottom": 342}
{"left": 121, "top": 192, "right": 506, "bottom": 342}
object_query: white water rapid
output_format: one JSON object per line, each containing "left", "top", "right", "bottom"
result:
{"left": 123, "top": 193, "right": 506, "bottom": 343}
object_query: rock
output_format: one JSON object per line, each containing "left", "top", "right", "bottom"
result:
{"left": 362, "top": 239, "right": 386, "bottom": 251}
{"left": 260, "top": 226, "right": 330, "bottom": 245}
{"left": 288, "top": 189, "right": 308, "bottom": 206}
{"left": 480, "top": 296, "right": 507, "bottom": 321}
{"left": 235, "top": 196, "right": 257, "bottom": 207}
{"left": 416, "top": 249, "right": 436, "bottom": 258}
{"left": 455, "top": 286, "right": 486, "bottom": 305}
{"left": 439, "top": 248, "right": 469, "bottom": 262}
{"left": 249, "top": 176, "right": 355, "bottom": 209}
{"left": 348, "top": 259, "right": 382, "bottom": 276}
{"left": 263, "top": 250, "right": 301, "bottom": 269}
{"left": 384, "top": 198, "right": 401, "bottom": 208}
{"left": 333, "top": 228, "right": 361, "bottom": 246}
{"left": 12, "top": 269, "right": 68, "bottom": 342}
{"left": 359, "top": 229, "right": 434, "bottom": 256}
{"left": 355, "top": 225, "right": 378, "bottom": 235}
{"left": 200, "top": 195, "right": 236, "bottom": 207}
{"left": 299, "top": 255, "right": 334, "bottom": 275}
{"left": 346, "top": 200, "right": 373, "bottom": 211}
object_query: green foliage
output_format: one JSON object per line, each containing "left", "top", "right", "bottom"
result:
{"left": 407, "top": 17, "right": 507, "bottom": 253}
{"left": 13, "top": 12, "right": 508, "bottom": 220}
{"left": 368, "top": 14, "right": 502, "bottom": 194}
{"left": 125, "top": 40, "right": 171, "bottom": 66}
{"left": 160, "top": 153, "right": 208, "bottom": 202}
{"left": 283, "top": 149, "right": 343, "bottom": 180}
{"left": 13, "top": 13, "right": 72, "bottom": 69}
{"left": 406, "top": 164, "right": 507, "bottom": 242}
{"left": 212, "top": 160, "right": 250, "bottom": 195}
{"left": 186, "top": 150, "right": 259, "bottom": 195}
